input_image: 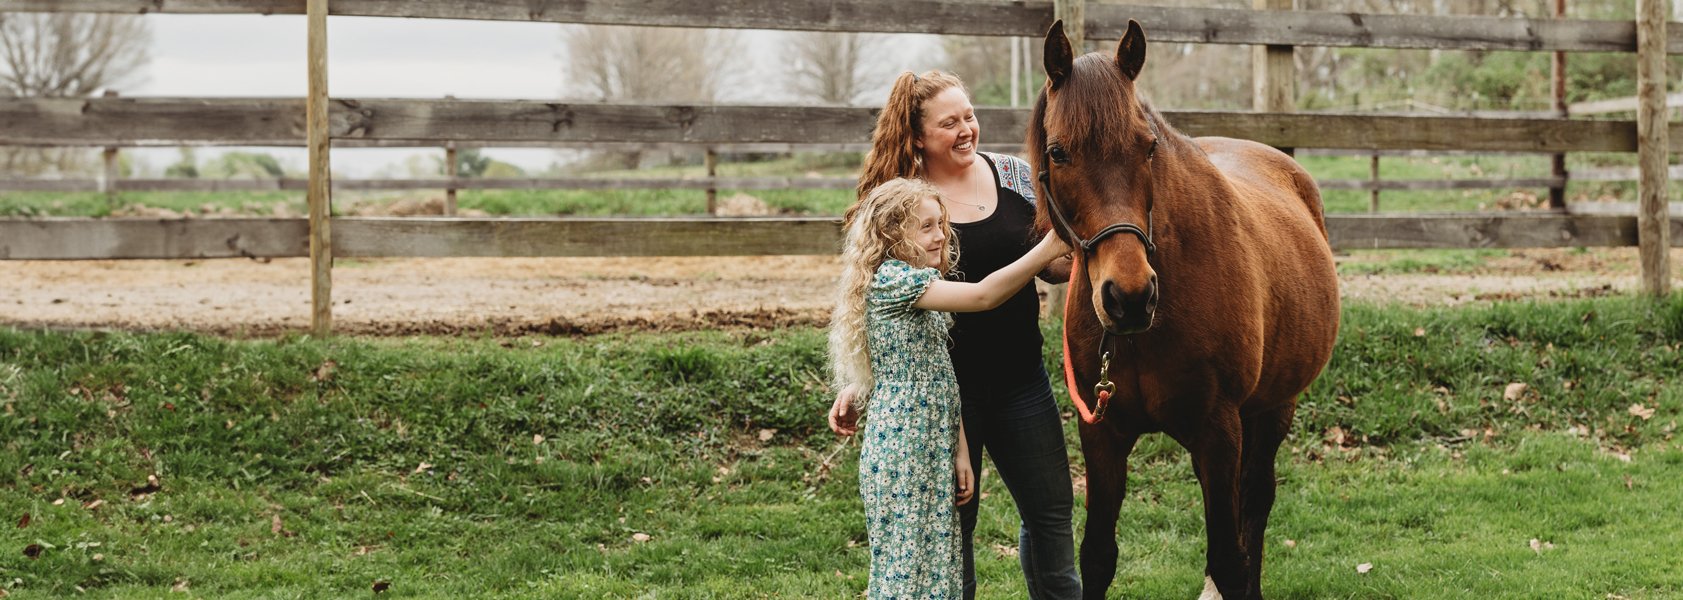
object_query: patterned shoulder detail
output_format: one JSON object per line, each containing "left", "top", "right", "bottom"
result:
{"left": 868, "top": 259, "right": 938, "bottom": 315}
{"left": 983, "top": 151, "right": 1037, "bottom": 206}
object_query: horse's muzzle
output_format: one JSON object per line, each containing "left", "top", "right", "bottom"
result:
{"left": 1100, "top": 276, "right": 1157, "bottom": 334}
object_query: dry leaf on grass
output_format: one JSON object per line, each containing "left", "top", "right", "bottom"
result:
{"left": 413, "top": 462, "right": 433, "bottom": 474}
{"left": 1628, "top": 404, "right": 1656, "bottom": 420}
{"left": 1503, "top": 382, "right": 1530, "bottom": 402}
{"left": 311, "top": 360, "right": 337, "bottom": 383}
{"left": 1355, "top": 562, "right": 1373, "bottom": 574}
{"left": 171, "top": 578, "right": 189, "bottom": 593}
{"left": 758, "top": 428, "right": 777, "bottom": 442}
{"left": 15, "top": 514, "right": 28, "bottom": 529}
{"left": 271, "top": 515, "right": 295, "bottom": 538}
{"left": 631, "top": 532, "right": 651, "bottom": 543}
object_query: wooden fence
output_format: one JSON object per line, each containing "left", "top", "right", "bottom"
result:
{"left": 1, "top": 0, "right": 1677, "bottom": 333}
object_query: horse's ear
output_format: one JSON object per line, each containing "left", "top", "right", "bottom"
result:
{"left": 1044, "top": 20, "right": 1073, "bottom": 90}
{"left": 1117, "top": 20, "right": 1146, "bottom": 81}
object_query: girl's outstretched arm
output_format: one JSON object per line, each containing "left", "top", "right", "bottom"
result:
{"left": 914, "top": 234, "right": 1070, "bottom": 313}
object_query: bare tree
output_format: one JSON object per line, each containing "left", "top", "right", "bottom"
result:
{"left": 787, "top": 32, "right": 885, "bottom": 106}
{"left": 561, "top": 25, "right": 738, "bottom": 167}
{"left": 1, "top": 14, "right": 151, "bottom": 176}
{"left": 561, "top": 24, "right": 737, "bottom": 103}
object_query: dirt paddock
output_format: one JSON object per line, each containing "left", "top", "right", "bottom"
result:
{"left": 2, "top": 248, "right": 1679, "bottom": 337}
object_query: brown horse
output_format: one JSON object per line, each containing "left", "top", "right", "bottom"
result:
{"left": 1029, "top": 20, "right": 1340, "bottom": 600}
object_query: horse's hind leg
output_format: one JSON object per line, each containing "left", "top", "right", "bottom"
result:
{"left": 1077, "top": 422, "right": 1138, "bottom": 600}
{"left": 1237, "top": 403, "right": 1295, "bottom": 600}
{"left": 1192, "top": 408, "right": 1247, "bottom": 600}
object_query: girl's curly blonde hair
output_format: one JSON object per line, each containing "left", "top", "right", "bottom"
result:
{"left": 829, "top": 178, "right": 960, "bottom": 409}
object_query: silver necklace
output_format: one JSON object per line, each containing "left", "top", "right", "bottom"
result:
{"left": 957, "top": 168, "right": 988, "bottom": 213}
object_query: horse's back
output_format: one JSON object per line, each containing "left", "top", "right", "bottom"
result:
{"left": 1195, "top": 136, "right": 1327, "bottom": 241}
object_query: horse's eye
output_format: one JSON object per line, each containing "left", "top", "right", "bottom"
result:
{"left": 1047, "top": 145, "right": 1071, "bottom": 165}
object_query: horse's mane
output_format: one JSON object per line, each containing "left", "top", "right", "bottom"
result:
{"left": 1028, "top": 54, "right": 1180, "bottom": 236}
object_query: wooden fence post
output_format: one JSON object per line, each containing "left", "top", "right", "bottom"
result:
{"left": 1053, "top": 0, "right": 1084, "bottom": 51}
{"left": 1254, "top": 0, "right": 1296, "bottom": 156}
{"left": 307, "top": 0, "right": 334, "bottom": 335}
{"left": 705, "top": 146, "right": 718, "bottom": 215}
{"left": 1043, "top": 1, "right": 1079, "bottom": 319}
{"left": 1637, "top": 0, "right": 1672, "bottom": 296}
{"left": 1369, "top": 153, "right": 1381, "bottom": 212}
{"left": 100, "top": 90, "right": 120, "bottom": 206}
{"left": 443, "top": 94, "right": 458, "bottom": 216}
{"left": 1549, "top": 0, "right": 1569, "bottom": 211}
{"left": 445, "top": 142, "right": 458, "bottom": 216}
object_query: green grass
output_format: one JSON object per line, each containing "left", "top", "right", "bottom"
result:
{"left": 2, "top": 297, "right": 1682, "bottom": 598}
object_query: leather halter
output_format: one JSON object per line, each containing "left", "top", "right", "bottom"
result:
{"left": 1040, "top": 110, "right": 1162, "bottom": 424}
{"left": 1037, "top": 112, "right": 1161, "bottom": 257}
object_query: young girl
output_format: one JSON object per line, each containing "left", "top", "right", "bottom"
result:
{"left": 829, "top": 178, "right": 1068, "bottom": 599}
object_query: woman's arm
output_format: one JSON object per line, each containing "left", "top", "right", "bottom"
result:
{"left": 914, "top": 234, "right": 1070, "bottom": 313}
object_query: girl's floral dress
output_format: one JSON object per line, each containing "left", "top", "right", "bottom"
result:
{"left": 858, "top": 258, "right": 961, "bottom": 599}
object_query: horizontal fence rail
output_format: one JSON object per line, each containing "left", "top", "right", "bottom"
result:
{"left": 4, "top": 215, "right": 1681, "bottom": 261}
{"left": 0, "top": 177, "right": 862, "bottom": 192}
{"left": 17, "top": 174, "right": 1672, "bottom": 194}
{"left": 2, "top": 1, "right": 1678, "bottom": 53}
{"left": 2, "top": 98, "right": 1675, "bottom": 153}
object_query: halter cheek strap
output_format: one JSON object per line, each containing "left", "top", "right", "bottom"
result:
{"left": 1043, "top": 111, "right": 1162, "bottom": 425}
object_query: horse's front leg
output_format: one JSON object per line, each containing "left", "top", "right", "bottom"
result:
{"left": 1078, "top": 421, "right": 1138, "bottom": 600}
{"left": 1192, "top": 408, "right": 1248, "bottom": 600}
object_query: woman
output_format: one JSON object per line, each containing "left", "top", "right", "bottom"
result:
{"left": 830, "top": 70, "right": 1080, "bottom": 600}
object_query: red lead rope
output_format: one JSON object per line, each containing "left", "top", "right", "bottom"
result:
{"left": 1060, "top": 253, "right": 1111, "bottom": 424}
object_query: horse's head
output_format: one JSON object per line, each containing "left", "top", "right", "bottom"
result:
{"left": 1031, "top": 19, "right": 1160, "bottom": 335}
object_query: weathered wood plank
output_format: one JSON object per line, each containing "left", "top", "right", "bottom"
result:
{"left": 1570, "top": 91, "right": 1683, "bottom": 115}
{"left": 0, "top": 218, "right": 310, "bottom": 259}
{"left": 0, "top": 179, "right": 102, "bottom": 192}
{"left": 0, "top": 176, "right": 1591, "bottom": 194}
{"left": 1087, "top": 5, "right": 1677, "bottom": 53}
{"left": 332, "top": 217, "right": 846, "bottom": 257}
{"left": 1574, "top": 165, "right": 1683, "bottom": 181}
{"left": 4, "top": 0, "right": 1677, "bottom": 53}
{"left": 6, "top": 214, "right": 1681, "bottom": 261}
{"left": 1316, "top": 178, "right": 1563, "bottom": 191}
{"left": 1325, "top": 213, "right": 1683, "bottom": 249}
{"left": 5, "top": 98, "right": 1674, "bottom": 153}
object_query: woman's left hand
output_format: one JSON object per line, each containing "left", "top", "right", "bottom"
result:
{"left": 954, "top": 458, "right": 975, "bottom": 506}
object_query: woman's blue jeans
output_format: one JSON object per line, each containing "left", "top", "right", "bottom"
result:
{"left": 959, "top": 368, "right": 1082, "bottom": 600}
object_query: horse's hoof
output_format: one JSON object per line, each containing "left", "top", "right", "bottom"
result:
{"left": 1197, "top": 575, "right": 1224, "bottom": 600}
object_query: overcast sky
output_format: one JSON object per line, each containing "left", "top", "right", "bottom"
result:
{"left": 128, "top": 15, "right": 940, "bottom": 176}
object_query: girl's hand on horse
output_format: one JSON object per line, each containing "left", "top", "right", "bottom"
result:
{"left": 1037, "top": 231, "right": 1072, "bottom": 259}
{"left": 828, "top": 385, "right": 860, "bottom": 436}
